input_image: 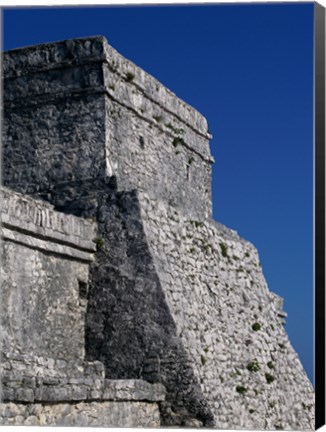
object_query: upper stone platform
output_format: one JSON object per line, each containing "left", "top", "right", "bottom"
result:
{"left": 3, "top": 36, "right": 213, "bottom": 219}
{"left": 4, "top": 36, "right": 210, "bottom": 140}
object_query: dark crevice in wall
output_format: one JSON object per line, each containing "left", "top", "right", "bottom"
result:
{"left": 84, "top": 188, "right": 214, "bottom": 427}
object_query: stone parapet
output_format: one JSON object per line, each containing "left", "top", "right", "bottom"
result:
{"left": 3, "top": 36, "right": 210, "bottom": 140}
{"left": 3, "top": 37, "right": 213, "bottom": 219}
{"left": 1, "top": 350, "right": 165, "bottom": 426}
{"left": 1, "top": 187, "right": 96, "bottom": 261}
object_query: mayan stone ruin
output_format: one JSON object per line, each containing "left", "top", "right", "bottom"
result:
{"left": 0, "top": 36, "right": 314, "bottom": 429}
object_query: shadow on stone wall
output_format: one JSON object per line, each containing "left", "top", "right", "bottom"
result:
{"left": 41, "top": 177, "right": 214, "bottom": 427}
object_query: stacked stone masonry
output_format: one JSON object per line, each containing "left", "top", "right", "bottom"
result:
{"left": 1, "top": 36, "right": 314, "bottom": 429}
{"left": 0, "top": 188, "right": 164, "bottom": 426}
{"left": 3, "top": 36, "right": 212, "bottom": 219}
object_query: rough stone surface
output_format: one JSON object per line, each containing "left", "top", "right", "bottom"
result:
{"left": 0, "top": 401, "right": 161, "bottom": 427}
{"left": 3, "top": 36, "right": 212, "bottom": 220}
{"left": 1, "top": 187, "right": 97, "bottom": 253}
{"left": 1, "top": 188, "right": 95, "bottom": 360}
{"left": 1, "top": 36, "right": 315, "bottom": 429}
{"left": 139, "top": 192, "right": 315, "bottom": 430}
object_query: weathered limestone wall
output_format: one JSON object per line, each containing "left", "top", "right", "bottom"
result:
{"left": 76, "top": 184, "right": 314, "bottom": 429}
{"left": 1, "top": 350, "right": 164, "bottom": 427}
{"left": 138, "top": 192, "right": 315, "bottom": 430}
{"left": 81, "top": 185, "right": 213, "bottom": 426}
{"left": 0, "top": 400, "right": 161, "bottom": 427}
{"left": 102, "top": 41, "right": 212, "bottom": 219}
{"left": 1, "top": 187, "right": 96, "bottom": 359}
{"left": 0, "top": 186, "right": 165, "bottom": 428}
{"left": 1, "top": 37, "right": 315, "bottom": 429}
{"left": 3, "top": 43, "right": 106, "bottom": 193}
{"left": 3, "top": 36, "right": 212, "bottom": 219}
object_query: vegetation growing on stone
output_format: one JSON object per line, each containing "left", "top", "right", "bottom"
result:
{"left": 172, "top": 136, "right": 185, "bottom": 147}
{"left": 189, "top": 220, "right": 204, "bottom": 228}
{"left": 153, "top": 114, "right": 163, "bottom": 123}
{"left": 219, "top": 242, "right": 228, "bottom": 258}
{"left": 267, "top": 361, "right": 274, "bottom": 369}
{"left": 125, "top": 72, "right": 135, "bottom": 81}
{"left": 201, "top": 354, "right": 207, "bottom": 366}
{"left": 95, "top": 237, "right": 105, "bottom": 249}
{"left": 252, "top": 322, "right": 261, "bottom": 331}
{"left": 265, "top": 373, "right": 275, "bottom": 384}
{"left": 236, "top": 385, "right": 247, "bottom": 394}
{"left": 246, "top": 361, "right": 260, "bottom": 372}
{"left": 166, "top": 122, "right": 184, "bottom": 135}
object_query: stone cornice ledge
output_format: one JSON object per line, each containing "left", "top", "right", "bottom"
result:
{"left": 3, "top": 36, "right": 210, "bottom": 138}
{"left": 2, "top": 378, "right": 166, "bottom": 404}
{"left": 1, "top": 187, "right": 97, "bottom": 259}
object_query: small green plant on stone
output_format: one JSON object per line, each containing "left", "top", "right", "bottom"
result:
{"left": 201, "top": 355, "right": 207, "bottom": 366}
{"left": 269, "top": 400, "right": 277, "bottom": 409}
{"left": 245, "top": 252, "right": 250, "bottom": 257}
{"left": 190, "top": 220, "right": 204, "bottom": 228}
{"left": 172, "top": 136, "right": 185, "bottom": 148}
{"left": 125, "top": 72, "right": 135, "bottom": 82}
{"left": 275, "top": 424, "right": 284, "bottom": 430}
{"left": 95, "top": 237, "right": 105, "bottom": 249}
{"left": 236, "top": 385, "right": 247, "bottom": 395}
{"left": 246, "top": 361, "right": 260, "bottom": 372}
{"left": 153, "top": 114, "right": 163, "bottom": 123}
{"left": 252, "top": 322, "right": 261, "bottom": 332}
{"left": 249, "top": 409, "right": 255, "bottom": 414}
{"left": 267, "top": 361, "right": 274, "bottom": 369}
{"left": 265, "top": 373, "right": 275, "bottom": 384}
{"left": 108, "top": 84, "right": 115, "bottom": 90}
{"left": 166, "top": 122, "right": 184, "bottom": 135}
{"left": 219, "top": 242, "right": 228, "bottom": 258}
{"left": 188, "top": 156, "right": 195, "bottom": 165}
{"left": 270, "top": 324, "right": 275, "bottom": 331}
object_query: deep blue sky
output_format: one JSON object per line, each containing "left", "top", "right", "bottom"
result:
{"left": 2, "top": 4, "right": 314, "bottom": 383}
